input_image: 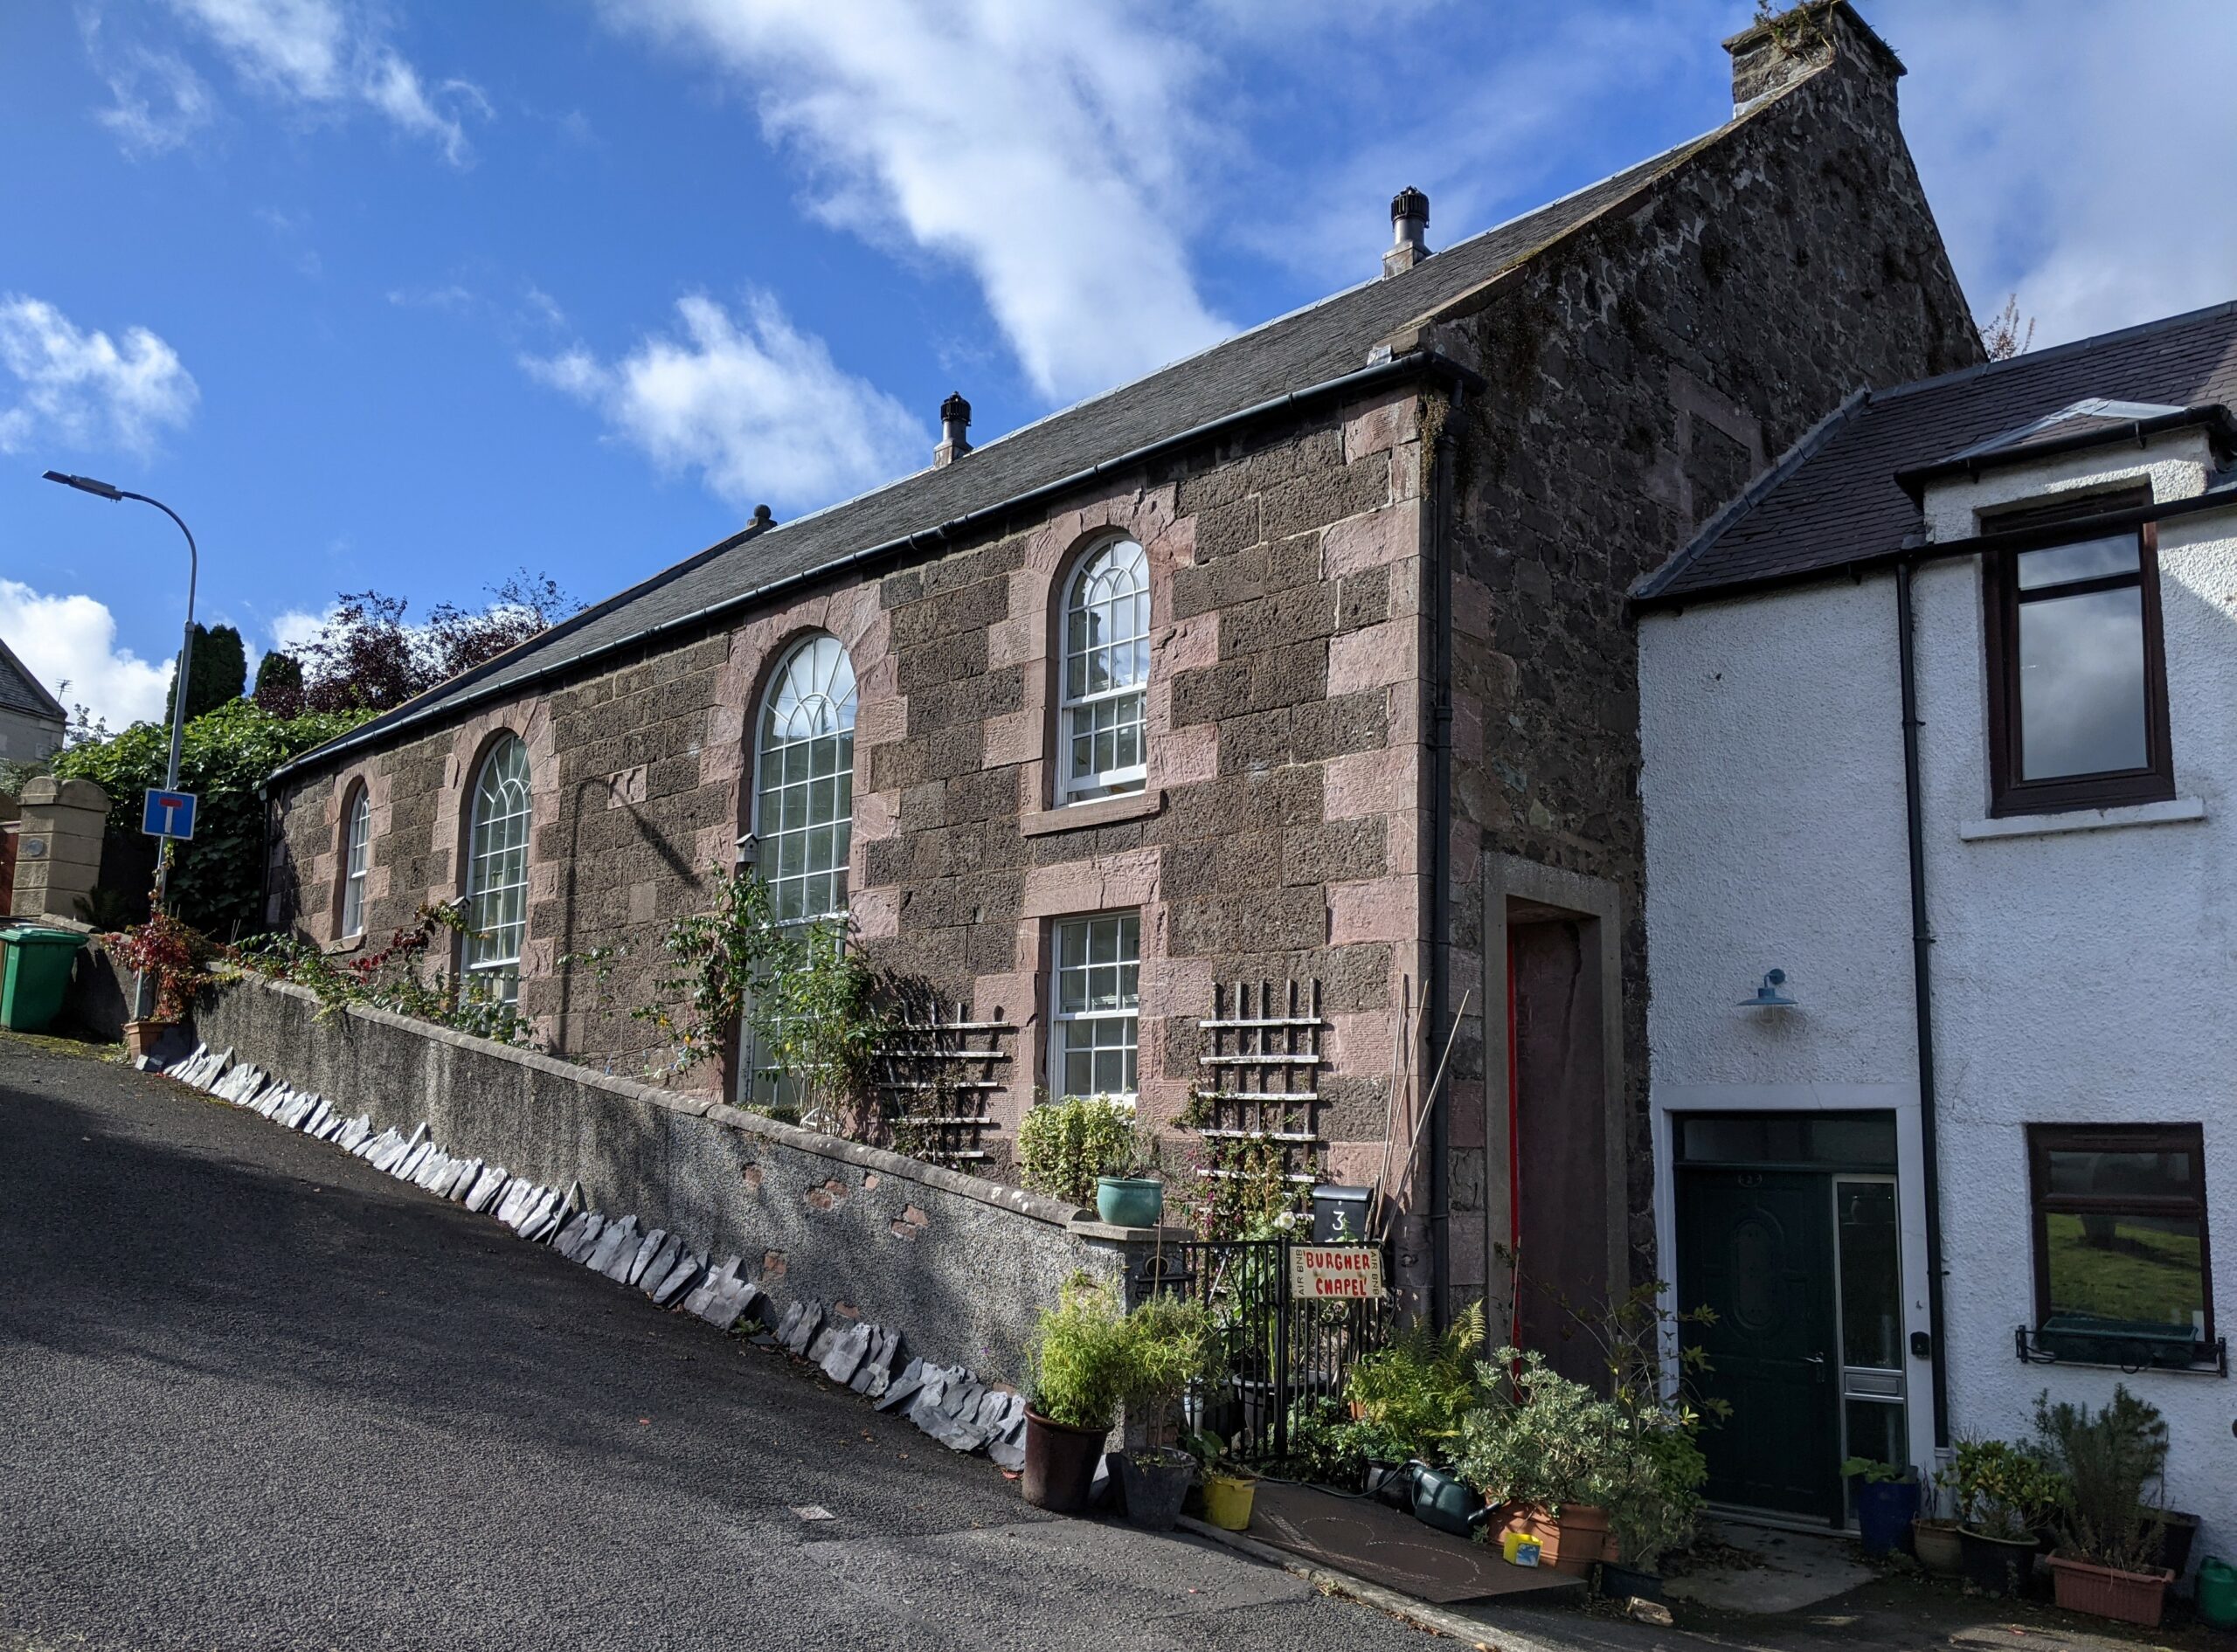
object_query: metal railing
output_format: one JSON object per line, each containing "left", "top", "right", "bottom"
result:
{"left": 1128, "top": 1235, "right": 1394, "bottom": 1462}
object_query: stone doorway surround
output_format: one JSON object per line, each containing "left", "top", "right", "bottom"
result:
{"left": 1478, "top": 852, "right": 1627, "bottom": 1347}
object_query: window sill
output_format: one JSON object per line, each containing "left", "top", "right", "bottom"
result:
{"left": 2015, "top": 1324, "right": 2227, "bottom": 1378}
{"left": 1019, "top": 788, "right": 1164, "bottom": 838}
{"left": 322, "top": 935, "right": 365, "bottom": 957}
{"left": 1960, "top": 796, "right": 2206, "bottom": 842}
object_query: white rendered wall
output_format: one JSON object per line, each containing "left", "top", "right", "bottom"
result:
{"left": 1640, "top": 577, "right": 1936, "bottom": 1483}
{"left": 1914, "top": 437, "right": 2237, "bottom": 1558}
{"left": 1643, "top": 429, "right": 2237, "bottom": 1555}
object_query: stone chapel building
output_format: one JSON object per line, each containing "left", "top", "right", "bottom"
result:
{"left": 263, "top": 4, "right": 1983, "bottom": 1323}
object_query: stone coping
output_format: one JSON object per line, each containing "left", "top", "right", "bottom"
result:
{"left": 206, "top": 971, "right": 1092, "bottom": 1230}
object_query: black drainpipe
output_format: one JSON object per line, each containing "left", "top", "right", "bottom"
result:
{"left": 1895, "top": 559, "right": 1950, "bottom": 1445}
{"left": 1426, "top": 384, "right": 1468, "bottom": 1330}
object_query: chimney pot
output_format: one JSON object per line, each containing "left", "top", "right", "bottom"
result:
{"left": 934, "top": 391, "right": 972, "bottom": 467}
{"left": 1383, "top": 187, "right": 1430, "bottom": 278}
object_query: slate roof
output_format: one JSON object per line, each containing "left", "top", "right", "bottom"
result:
{"left": 1638, "top": 301, "right": 2237, "bottom": 604}
{"left": 274, "top": 108, "right": 1764, "bottom": 780}
{"left": 0, "top": 634, "right": 66, "bottom": 725}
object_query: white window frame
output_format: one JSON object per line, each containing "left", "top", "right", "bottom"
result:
{"left": 339, "top": 785, "right": 371, "bottom": 938}
{"left": 1049, "top": 911, "right": 1140, "bottom": 1105}
{"left": 743, "top": 634, "right": 859, "bottom": 1106}
{"left": 1058, "top": 537, "right": 1149, "bottom": 803}
{"left": 463, "top": 735, "right": 530, "bottom": 1006}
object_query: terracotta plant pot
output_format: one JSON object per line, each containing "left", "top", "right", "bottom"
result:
{"left": 1492, "top": 1503, "right": 1610, "bottom": 1577}
{"left": 123, "top": 1017, "right": 176, "bottom": 1060}
{"left": 1913, "top": 1518, "right": 1964, "bottom": 1578}
{"left": 2047, "top": 1556, "right": 2174, "bottom": 1628}
{"left": 1020, "top": 1411, "right": 1108, "bottom": 1514}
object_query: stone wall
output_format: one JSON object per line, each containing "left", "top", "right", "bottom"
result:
{"left": 190, "top": 964, "right": 1143, "bottom": 1379}
{"left": 1417, "top": 24, "right": 1985, "bottom": 1317}
{"left": 268, "top": 385, "right": 1431, "bottom": 1199}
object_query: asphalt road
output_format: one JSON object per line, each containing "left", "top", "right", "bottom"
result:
{"left": 0, "top": 1033, "right": 1444, "bottom": 1652}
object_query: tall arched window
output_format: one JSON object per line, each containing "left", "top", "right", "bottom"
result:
{"left": 339, "top": 785, "right": 371, "bottom": 939}
{"left": 754, "top": 634, "right": 857, "bottom": 923}
{"left": 464, "top": 735, "right": 530, "bottom": 1005}
{"left": 1059, "top": 538, "right": 1148, "bottom": 801}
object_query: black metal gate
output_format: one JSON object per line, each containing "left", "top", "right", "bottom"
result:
{"left": 1129, "top": 1236, "right": 1394, "bottom": 1463}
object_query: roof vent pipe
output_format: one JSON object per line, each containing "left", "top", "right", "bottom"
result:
{"left": 934, "top": 392, "right": 972, "bottom": 467}
{"left": 1384, "top": 187, "right": 1430, "bottom": 277}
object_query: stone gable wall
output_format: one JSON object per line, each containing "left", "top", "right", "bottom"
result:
{"left": 269, "top": 385, "right": 1433, "bottom": 1193}
{"left": 1420, "top": 48, "right": 1985, "bottom": 1317}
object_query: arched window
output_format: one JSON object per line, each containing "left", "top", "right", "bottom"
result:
{"left": 464, "top": 735, "right": 530, "bottom": 1004}
{"left": 1059, "top": 538, "right": 1148, "bottom": 801}
{"left": 339, "top": 785, "right": 371, "bottom": 938}
{"left": 754, "top": 633, "right": 857, "bottom": 923}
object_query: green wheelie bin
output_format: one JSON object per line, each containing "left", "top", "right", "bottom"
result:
{"left": 0, "top": 926, "right": 86, "bottom": 1033}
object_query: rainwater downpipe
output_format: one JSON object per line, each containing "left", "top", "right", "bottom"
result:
{"left": 1895, "top": 558, "right": 1950, "bottom": 1446}
{"left": 1426, "top": 384, "right": 1467, "bottom": 1330}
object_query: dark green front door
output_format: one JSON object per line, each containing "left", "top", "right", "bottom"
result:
{"left": 1675, "top": 1167, "right": 1842, "bottom": 1519}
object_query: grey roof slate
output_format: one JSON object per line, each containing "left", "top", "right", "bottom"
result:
{"left": 0, "top": 634, "right": 66, "bottom": 724}
{"left": 1638, "top": 301, "right": 2237, "bottom": 603}
{"left": 276, "top": 113, "right": 1748, "bottom": 779}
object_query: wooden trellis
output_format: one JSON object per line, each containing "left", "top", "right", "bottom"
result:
{"left": 873, "top": 1004, "right": 1013, "bottom": 1165}
{"left": 1193, "top": 978, "right": 1325, "bottom": 1184}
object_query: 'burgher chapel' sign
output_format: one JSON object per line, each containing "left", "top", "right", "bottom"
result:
{"left": 1287, "top": 1245, "right": 1386, "bottom": 1301}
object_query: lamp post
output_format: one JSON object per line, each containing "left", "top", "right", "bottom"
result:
{"left": 43, "top": 472, "right": 199, "bottom": 1021}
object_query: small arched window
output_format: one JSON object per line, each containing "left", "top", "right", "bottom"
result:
{"left": 1059, "top": 538, "right": 1148, "bottom": 801}
{"left": 464, "top": 735, "right": 531, "bottom": 1004}
{"left": 754, "top": 633, "right": 857, "bottom": 923}
{"left": 339, "top": 785, "right": 371, "bottom": 939}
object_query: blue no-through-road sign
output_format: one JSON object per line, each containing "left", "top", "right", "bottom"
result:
{"left": 142, "top": 788, "right": 198, "bottom": 841}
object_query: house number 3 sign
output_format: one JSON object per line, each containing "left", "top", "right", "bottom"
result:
{"left": 1288, "top": 1245, "right": 1386, "bottom": 1301}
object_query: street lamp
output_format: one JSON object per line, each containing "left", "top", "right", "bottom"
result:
{"left": 42, "top": 470, "right": 200, "bottom": 916}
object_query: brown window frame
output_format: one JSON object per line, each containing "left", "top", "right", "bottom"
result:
{"left": 2025, "top": 1122, "right": 2213, "bottom": 1355}
{"left": 1981, "top": 488, "right": 2174, "bottom": 817}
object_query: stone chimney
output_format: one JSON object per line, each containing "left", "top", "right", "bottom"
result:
{"left": 933, "top": 392, "right": 972, "bottom": 467}
{"left": 1723, "top": 1, "right": 1904, "bottom": 116}
{"left": 1383, "top": 187, "right": 1430, "bottom": 278}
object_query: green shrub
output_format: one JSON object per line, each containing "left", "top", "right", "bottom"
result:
{"left": 1952, "top": 1435, "right": 2068, "bottom": 1542}
{"left": 2033, "top": 1386, "right": 2165, "bottom": 1571}
{"left": 1027, "top": 1276, "right": 1134, "bottom": 1429}
{"left": 1342, "top": 1299, "right": 1489, "bottom": 1463}
{"left": 1017, "top": 1095, "right": 1146, "bottom": 1206}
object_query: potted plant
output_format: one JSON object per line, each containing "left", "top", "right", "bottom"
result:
{"left": 1097, "top": 1128, "right": 1166, "bottom": 1229}
{"left": 1183, "top": 1427, "right": 1258, "bottom": 1531}
{"left": 1110, "top": 1293, "right": 1219, "bottom": 1531}
{"left": 1841, "top": 1456, "right": 1922, "bottom": 1557}
{"left": 1021, "top": 1275, "right": 1132, "bottom": 1513}
{"left": 1598, "top": 1416, "right": 1707, "bottom": 1603}
{"left": 1913, "top": 1459, "right": 1965, "bottom": 1577}
{"left": 1016, "top": 1095, "right": 1156, "bottom": 1221}
{"left": 1953, "top": 1437, "right": 2066, "bottom": 1597}
{"left": 1452, "top": 1347, "right": 1622, "bottom": 1576}
{"left": 2033, "top": 1386, "right": 2177, "bottom": 1628}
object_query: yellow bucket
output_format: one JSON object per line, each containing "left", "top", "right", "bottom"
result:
{"left": 1202, "top": 1474, "right": 1257, "bottom": 1531}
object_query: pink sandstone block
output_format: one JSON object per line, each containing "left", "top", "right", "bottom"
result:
{"left": 1327, "top": 875, "right": 1417, "bottom": 946}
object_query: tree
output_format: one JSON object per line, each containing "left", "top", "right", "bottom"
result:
{"left": 252, "top": 649, "right": 304, "bottom": 714}
{"left": 163, "top": 623, "right": 248, "bottom": 723}
{"left": 283, "top": 570, "right": 579, "bottom": 715}
{"left": 52, "top": 699, "right": 373, "bottom": 938}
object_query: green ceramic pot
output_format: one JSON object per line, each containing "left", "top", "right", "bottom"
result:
{"left": 1096, "top": 1176, "right": 1164, "bottom": 1227}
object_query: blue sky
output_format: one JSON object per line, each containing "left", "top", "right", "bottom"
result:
{"left": 5, "top": 0, "right": 2234, "bottom": 730}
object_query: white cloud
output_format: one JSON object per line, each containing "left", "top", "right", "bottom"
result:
{"left": 1866, "top": 0, "right": 2237, "bottom": 348}
{"left": 600, "top": 0, "right": 1231, "bottom": 403}
{"left": 0, "top": 581, "right": 173, "bottom": 732}
{"left": 0, "top": 295, "right": 199, "bottom": 458}
{"left": 87, "top": 36, "right": 218, "bottom": 157}
{"left": 156, "top": 0, "right": 488, "bottom": 163}
{"left": 523, "top": 291, "right": 927, "bottom": 514}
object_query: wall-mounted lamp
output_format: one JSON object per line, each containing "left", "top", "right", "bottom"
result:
{"left": 1740, "top": 969, "right": 1797, "bottom": 1009}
